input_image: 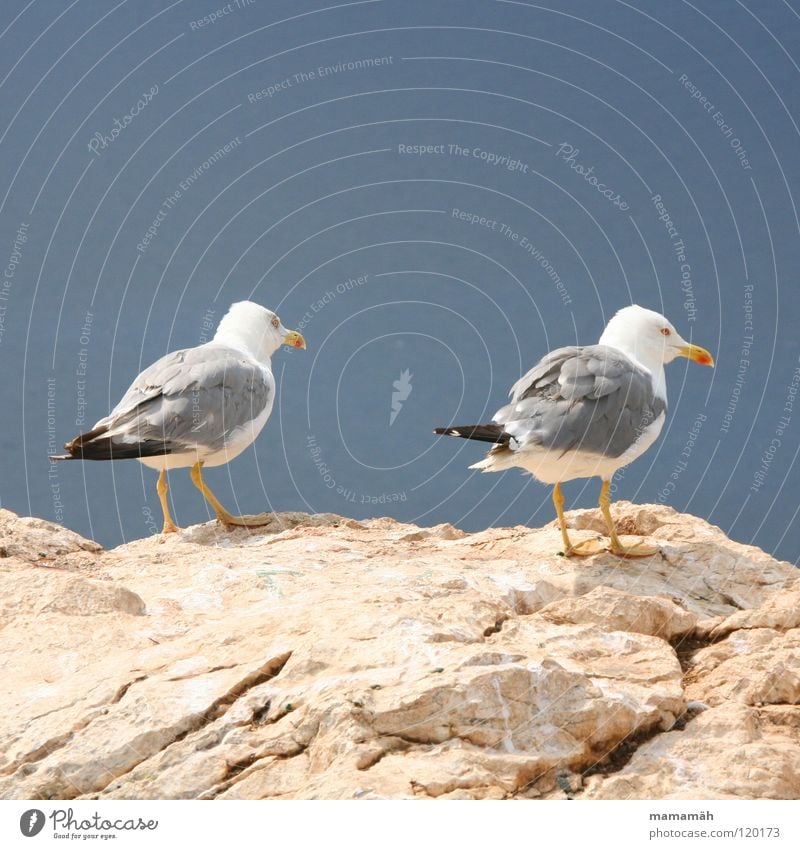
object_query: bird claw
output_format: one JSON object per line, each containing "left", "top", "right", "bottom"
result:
{"left": 607, "top": 537, "right": 659, "bottom": 558}
{"left": 218, "top": 512, "right": 274, "bottom": 529}
{"left": 561, "top": 535, "right": 659, "bottom": 558}
{"left": 563, "top": 537, "right": 607, "bottom": 557}
{"left": 160, "top": 523, "right": 181, "bottom": 538}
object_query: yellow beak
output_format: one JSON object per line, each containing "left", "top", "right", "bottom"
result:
{"left": 678, "top": 343, "right": 714, "bottom": 367}
{"left": 284, "top": 330, "right": 307, "bottom": 350}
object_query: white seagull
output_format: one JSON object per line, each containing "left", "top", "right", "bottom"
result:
{"left": 435, "top": 305, "right": 714, "bottom": 557}
{"left": 55, "top": 301, "right": 306, "bottom": 533}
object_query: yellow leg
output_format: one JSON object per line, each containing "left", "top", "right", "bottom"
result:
{"left": 552, "top": 482, "right": 605, "bottom": 557}
{"left": 552, "top": 482, "right": 573, "bottom": 551}
{"left": 156, "top": 469, "right": 180, "bottom": 534}
{"left": 599, "top": 479, "right": 658, "bottom": 557}
{"left": 189, "top": 461, "right": 272, "bottom": 528}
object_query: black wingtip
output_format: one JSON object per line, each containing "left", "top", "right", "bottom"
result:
{"left": 432, "top": 423, "right": 509, "bottom": 444}
{"left": 434, "top": 427, "right": 460, "bottom": 436}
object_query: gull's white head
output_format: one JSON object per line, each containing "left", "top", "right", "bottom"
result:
{"left": 213, "top": 301, "right": 306, "bottom": 362}
{"left": 598, "top": 305, "right": 714, "bottom": 372}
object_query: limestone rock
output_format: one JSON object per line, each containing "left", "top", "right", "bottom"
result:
{"left": 0, "top": 502, "right": 796, "bottom": 800}
{"left": 582, "top": 703, "right": 800, "bottom": 800}
{"left": 0, "top": 509, "right": 102, "bottom": 563}
{"left": 701, "top": 586, "right": 800, "bottom": 639}
{"left": 537, "top": 585, "right": 697, "bottom": 640}
{"left": 685, "top": 627, "right": 800, "bottom": 708}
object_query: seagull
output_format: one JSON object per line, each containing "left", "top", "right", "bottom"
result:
{"left": 55, "top": 301, "right": 306, "bottom": 533}
{"left": 434, "top": 305, "right": 714, "bottom": 557}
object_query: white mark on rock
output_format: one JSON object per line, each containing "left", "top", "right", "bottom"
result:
{"left": 492, "top": 675, "right": 516, "bottom": 754}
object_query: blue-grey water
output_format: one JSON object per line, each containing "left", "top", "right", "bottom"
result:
{"left": 1, "top": 0, "right": 798, "bottom": 563}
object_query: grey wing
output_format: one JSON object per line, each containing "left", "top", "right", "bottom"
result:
{"left": 495, "top": 345, "right": 665, "bottom": 458}
{"left": 98, "top": 344, "right": 273, "bottom": 453}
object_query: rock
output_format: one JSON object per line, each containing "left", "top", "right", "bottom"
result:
{"left": 0, "top": 502, "right": 796, "bottom": 800}
{"left": 0, "top": 570, "right": 145, "bottom": 621}
{"left": 701, "top": 586, "right": 800, "bottom": 639}
{"left": 537, "top": 585, "right": 697, "bottom": 640}
{"left": 582, "top": 703, "right": 800, "bottom": 800}
{"left": 0, "top": 509, "right": 102, "bottom": 563}
{"left": 684, "top": 628, "right": 800, "bottom": 708}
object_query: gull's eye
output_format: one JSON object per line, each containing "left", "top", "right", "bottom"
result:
{"left": 271, "top": 317, "right": 280, "bottom": 328}
{"left": 660, "top": 327, "right": 671, "bottom": 336}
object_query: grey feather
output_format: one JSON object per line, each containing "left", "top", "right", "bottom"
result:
{"left": 96, "top": 343, "right": 273, "bottom": 453}
{"left": 496, "top": 345, "right": 666, "bottom": 458}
